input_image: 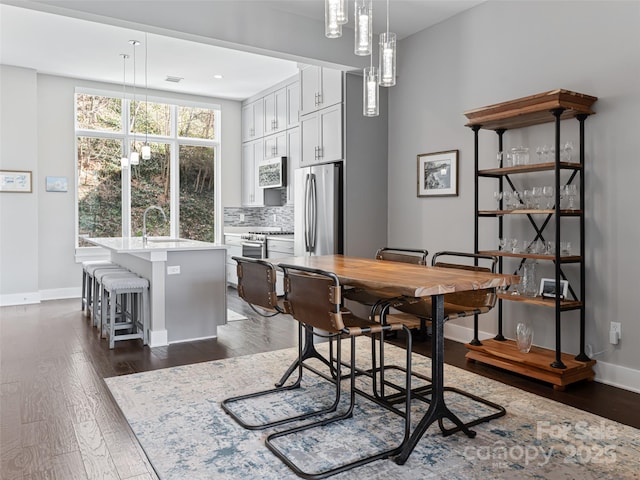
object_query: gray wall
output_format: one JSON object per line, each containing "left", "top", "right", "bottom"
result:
{"left": 0, "top": 66, "right": 241, "bottom": 301}
{"left": 388, "top": 1, "right": 640, "bottom": 387}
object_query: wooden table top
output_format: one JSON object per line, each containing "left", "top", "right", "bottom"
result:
{"left": 274, "top": 255, "right": 520, "bottom": 298}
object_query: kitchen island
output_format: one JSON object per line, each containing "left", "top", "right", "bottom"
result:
{"left": 86, "top": 237, "right": 227, "bottom": 347}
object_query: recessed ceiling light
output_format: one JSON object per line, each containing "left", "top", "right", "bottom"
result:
{"left": 165, "top": 76, "right": 183, "bottom": 83}
{"left": 213, "top": 74, "right": 224, "bottom": 80}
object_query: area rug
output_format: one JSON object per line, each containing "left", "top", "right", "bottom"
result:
{"left": 105, "top": 339, "right": 640, "bottom": 480}
{"left": 226, "top": 309, "right": 247, "bottom": 321}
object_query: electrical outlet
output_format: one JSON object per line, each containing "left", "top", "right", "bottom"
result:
{"left": 273, "top": 214, "right": 277, "bottom": 222}
{"left": 240, "top": 213, "right": 245, "bottom": 222}
{"left": 167, "top": 265, "right": 181, "bottom": 275}
{"left": 609, "top": 322, "right": 621, "bottom": 344}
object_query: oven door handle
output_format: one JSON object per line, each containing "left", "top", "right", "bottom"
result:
{"left": 241, "top": 242, "right": 264, "bottom": 248}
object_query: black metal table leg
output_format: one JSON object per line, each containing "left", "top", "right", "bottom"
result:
{"left": 394, "top": 294, "right": 477, "bottom": 465}
{"left": 275, "top": 325, "right": 335, "bottom": 387}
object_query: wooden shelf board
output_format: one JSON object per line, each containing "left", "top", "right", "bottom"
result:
{"left": 464, "top": 89, "right": 597, "bottom": 130}
{"left": 478, "top": 209, "right": 581, "bottom": 216}
{"left": 478, "top": 250, "right": 582, "bottom": 263}
{"left": 479, "top": 162, "right": 582, "bottom": 176}
{"left": 465, "top": 339, "right": 596, "bottom": 389}
{"left": 497, "top": 293, "right": 582, "bottom": 310}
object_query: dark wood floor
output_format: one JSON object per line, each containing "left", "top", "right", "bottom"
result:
{"left": 1, "top": 289, "right": 639, "bottom": 479}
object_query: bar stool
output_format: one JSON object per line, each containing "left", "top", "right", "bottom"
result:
{"left": 93, "top": 267, "right": 131, "bottom": 328}
{"left": 81, "top": 260, "right": 116, "bottom": 314}
{"left": 101, "top": 274, "right": 150, "bottom": 349}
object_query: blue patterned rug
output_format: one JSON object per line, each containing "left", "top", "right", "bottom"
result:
{"left": 105, "top": 339, "right": 639, "bottom": 479}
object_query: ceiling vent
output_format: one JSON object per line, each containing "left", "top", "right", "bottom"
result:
{"left": 165, "top": 76, "right": 183, "bottom": 83}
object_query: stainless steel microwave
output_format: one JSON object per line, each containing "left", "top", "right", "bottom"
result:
{"left": 258, "top": 156, "right": 287, "bottom": 188}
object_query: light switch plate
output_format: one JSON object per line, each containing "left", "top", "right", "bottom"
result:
{"left": 167, "top": 265, "right": 180, "bottom": 275}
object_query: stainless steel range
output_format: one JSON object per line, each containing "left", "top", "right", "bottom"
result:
{"left": 240, "top": 231, "right": 294, "bottom": 259}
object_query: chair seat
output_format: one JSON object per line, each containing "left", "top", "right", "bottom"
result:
{"left": 102, "top": 275, "right": 149, "bottom": 291}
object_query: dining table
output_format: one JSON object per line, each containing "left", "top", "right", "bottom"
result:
{"left": 272, "top": 254, "right": 519, "bottom": 464}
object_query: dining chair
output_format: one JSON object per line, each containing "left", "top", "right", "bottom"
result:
{"left": 222, "top": 257, "right": 348, "bottom": 430}
{"left": 375, "top": 250, "right": 506, "bottom": 436}
{"left": 263, "top": 264, "right": 413, "bottom": 479}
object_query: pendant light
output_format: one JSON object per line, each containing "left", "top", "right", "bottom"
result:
{"left": 379, "top": 0, "right": 396, "bottom": 87}
{"left": 120, "top": 53, "right": 130, "bottom": 168}
{"left": 363, "top": 53, "right": 379, "bottom": 117}
{"left": 325, "top": 0, "right": 342, "bottom": 38}
{"left": 129, "top": 39, "right": 141, "bottom": 166}
{"left": 141, "top": 33, "right": 151, "bottom": 160}
{"left": 354, "top": 0, "right": 372, "bottom": 56}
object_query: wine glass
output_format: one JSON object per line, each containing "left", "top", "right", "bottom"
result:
{"left": 542, "top": 185, "right": 554, "bottom": 209}
{"left": 565, "top": 184, "right": 578, "bottom": 210}
{"left": 503, "top": 191, "right": 513, "bottom": 210}
{"left": 532, "top": 186, "right": 543, "bottom": 209}
{"left": 498, "top": 237, "right": 507, "bottom": 251}
{"left": 493, "top": 191, "right": 503, "bottom": 208}
{"left": 535, "top": 146, "right": 543, "bottom": 164}
{"left": 564, "top": 141, "right": 574, "bottom": 162}
{"left": 541, "top": 144, "right": 549, "bottom": 162}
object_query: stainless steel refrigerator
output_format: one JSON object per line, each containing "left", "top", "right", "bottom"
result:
{"left": 294, "top": 162, "right": 343, "bottom": 256}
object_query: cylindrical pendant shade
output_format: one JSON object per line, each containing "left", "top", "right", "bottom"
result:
{"left": 379, "top": 32, "right": 397, "bottom": 87}
{"left": 121, "top": 156, "right": 129, "bottom": 168}
{"left": 141, "top": 144, "right": 151, "bottom": 160}
{"left": 336, "top": 0, "right": 348, "bottom": 25}
{"left": 325, "top": 0, "right": 342, "bottom": 38}
{"left": 354, "top": 0, "right": 372, "bottom": 56}
{"left": 363, "top": 66, "right": 379, "bottom": 117}
{"left": 130, "top": 151, "right": 140, "bottom": 166}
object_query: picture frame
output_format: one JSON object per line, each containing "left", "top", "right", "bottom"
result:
{"left": 539, "top": 278, "right": 569, "bottom": 299}
{"left": 45, "top": 176, "right": 68, "bottom": 192}
{"left": 417, "top": 150, "right": 459, "bottom": 197}
{"left": 0, "top": 170, "right": 32, "bottom": 193}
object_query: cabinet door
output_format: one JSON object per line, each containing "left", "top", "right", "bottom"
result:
{"left": 320, "top": 68, "right": 342, "bottom": 110}
{"left": 287, "top": 82, "right": 300, "bottom": 128}
{"left": 263, "top": 132, "right": 286, "bottom": 159}
{"left": 300, "top": 112, "right": 319, "bottom": 166}
{"left": 241, "top": 104, "right": 253, "bottom": 142}
{"left": 263, "top": 92, "right": 276, "bottom": 135}
{"left": 275, "top": 87, "right": 287, "bottom": 133}
{"left": 241, "top": 139, "right": 264, "bottom": 206}
{"left": 319, "top": 104, "right": 343, "bottom": 163}
{"left": 286, "top": 127, "right": 300, "bottom": 204}
{"left": 300, "top": 66, "right": 320, "bottom": 116}
{"left": 253, "top": 99, "right": 264, "bottom": 139}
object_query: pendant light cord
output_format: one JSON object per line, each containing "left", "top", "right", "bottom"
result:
{"left": 386, "top": 0, "right": 389, "bottom": 34}
{"left": 132, "top": 42, "right": 136, "bottom": 147}
{"left": 145, "top": 32, "right": 148, "bottom": 145}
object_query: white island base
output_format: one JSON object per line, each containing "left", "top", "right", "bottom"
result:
{"left": 87, "top": 238, "right": 227, "bottom": 347}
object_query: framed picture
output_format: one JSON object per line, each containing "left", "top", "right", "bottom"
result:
{"left": 539, "top": 278, "right": 569, "bottom": 299}
{"left": 0, "top": 170, "right": 32, "bottom": 193}
{"left": 45, "top": 176, "right": 68, "bottom": 192}
{"left": 417, "top": 150, "right": 459, "bottom": 197}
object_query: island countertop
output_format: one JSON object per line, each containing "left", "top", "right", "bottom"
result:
{"left": 86, "top": 237, "right": 227, "bottom": 253}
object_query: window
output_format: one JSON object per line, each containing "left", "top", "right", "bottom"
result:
{"left": 75, "top": 90, "right": 220, "bottom": 247}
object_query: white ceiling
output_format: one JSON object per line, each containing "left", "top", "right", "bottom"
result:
{"left": 0, "top": 1, "right": 482, "bottom": 101}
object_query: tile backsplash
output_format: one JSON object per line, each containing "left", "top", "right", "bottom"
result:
{"left": 224, "top": 204, "right": 294, "bottom": 231}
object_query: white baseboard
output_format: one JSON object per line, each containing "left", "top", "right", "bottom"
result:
{"left": 0, "top": 291, "right": 41, "bottom": 306}
{"left": 443, "top": 322, "right": 640, "bottom": 394}
{"left": 40, "top": 287, "right": 81, "bottom": 301}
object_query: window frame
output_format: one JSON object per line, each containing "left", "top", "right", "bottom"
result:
{"left": 74, "top": 87, "right": 222, "bottom": 256}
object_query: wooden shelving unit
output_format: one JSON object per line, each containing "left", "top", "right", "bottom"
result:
{"left": 464, "top": 89, "right": 597, "bottom": 390}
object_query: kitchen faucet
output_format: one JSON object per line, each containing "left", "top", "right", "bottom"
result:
{"left": 142, "top": 206, "right": 167, "bottom": 245}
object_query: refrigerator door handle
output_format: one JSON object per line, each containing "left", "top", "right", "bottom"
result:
{"left": 309, "top": 173, "right": 317, "bottom": 252}
{"left": 304, "top": 173, "right": 311, "bottom": 252}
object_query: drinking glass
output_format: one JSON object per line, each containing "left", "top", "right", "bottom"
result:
{"left": 503, "top": 191, "right": 513, "bottom": 210}
{"left": 564, "top": 141, "right": 574, "bottom": 162}
{"left": 561, "top": 241, "right": 572, "bottom": 255}
{"left": 532, "top": 186, "right": 543, "bottom": 209}
{"left": 523, "top": 189, "right": 534, "bottom": 209}
{"left": 545, "top": 240, "right": 555, "bottom": 255}
{"left": 541, "top": 144, "right": 549, "bottom": 162}
{"left": 510, "top": 238, "right": 520, "bottom": 254}
{"left": 562, "top": 184, "right": 578, "bottom": 210}
{"left": 516, "top": 321, "right": 534, "bottom": 353}
{"left": 535, "top": 146, "right": 543, "bottom": 164}
{"left": 542, "top": 185, "right": 554, "bottom": 209}
{"left": 493, "top": 191, "right": 503, "bottom": 208}
{"left": 498, "top": 237, "right": 507, "bottom": 251}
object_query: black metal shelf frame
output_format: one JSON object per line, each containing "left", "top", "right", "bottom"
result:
{"left": 471, "top": 111, "right": 591, "bottom": 369}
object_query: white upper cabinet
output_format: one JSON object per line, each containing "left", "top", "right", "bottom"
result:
{"left": 263, "top": 131, "right": 287, "bottom": 159}
{"left": 300, "top": 66, "right": 343, "bottom": 116}
{"left": 287, "top": 82, "right": 300, "bottom": 128}
{"left": 241, "top": 100, "right": 264, "bottom": 142}
{"left": 263, "top": 87, "right": 287, "bottom": 135}
{"left": 300, "top": 103, "right": 342, "bottom": 166}
{"left": 241, "top": 138, "right": 265, "bottom": 207}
